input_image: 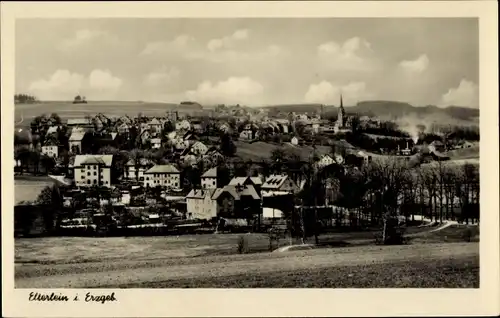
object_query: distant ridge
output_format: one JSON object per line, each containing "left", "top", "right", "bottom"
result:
{"left": 260, "top": 100, "right": 479, "bottom": 121}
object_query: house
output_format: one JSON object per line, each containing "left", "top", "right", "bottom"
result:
{"left": 314, "top": 154, "right": 336, "bottom": 169}
{"left": 140, "top": 130, "right": 152, "bottom": 145}
{"left": 212, "top": 184, "right": 261, "bottom": 219}
{"left": 148, "top": 118, "right": 163, "bottom": 134}
{"left": 261, "top": 174, "right": 299, "bottom": 196}
{"left": 175, "top": 119, "right": 191, "bottom": 131}
{"left": 166, "top": 131, "right": 177, "bottom": 141}
{"left": 45, "top": 126, "right": 60, "bottom": 137}
{"left": 73, "top": 154, "right": 114, "bottom": 188}
{"left": 429, "top": 140, "right": 446, "bottom": 153}
{"left": 124, "top": 158, "right": 154, "bottom": 181}
{"left": 219, "top": 123, "right": 231, "bottom": 134}
{"left": 151, "top": 138, "right": 162, "bottom": 149}
{"left": 201, "top": 149, "right": 225, "bottom": 167}
{"left": 201, "top": 167, "right": 219, "bottom": 189}
{"left": 41, "top": 139, "right": 60, "bottom": 158}
{"left": 192, "top": 123, "right": 204, "bottom": 134}
{"left": 174, "top": 137, "right": 189, "bottom": 150}
{"left": 291, "top": 136, "right": 301, "bottom": 146}
{"left": 69, "top": 129, "right": 87, "bottom": 154}
{"left": 117, "top": 122, "right": 130, "bottom": 134}
{"left": 191, "top": 141, "right": 208, "bottom": 156}
{"left": 185, "top": 189, "right": 217, "bottom": 220}
{"left": 143, "top": 164, "right": 181, "bottom": 189}
{"left": 275, "top": 119, "right": 290, "bottom": 134}
{"left": 239, "top": 129, "right": 255, "bottom": 141}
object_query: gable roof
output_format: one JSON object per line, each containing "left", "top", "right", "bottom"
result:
{"left": 148, "top": 118, "right": 161, "bottom": 125}
{"left": 69, "top": 131, "right": 86, "bottom": 141}
{"left": 43, "top": 138, "right": 60, "bottom": 147}
{"left": 228, "top": 176, "right": 252, "bottom": 186}
{"left": 186, "top": 189, "right": 216, "bottom": 199}
{"left": 67, "top": 118, "right": 90, "bottom": 126}
{"left": 125, "top": 158, "right": 154, "bottom": 166}
{"left": 212, "top": 185, "right": 260, "bottom": 201}
{"left": 74, "top": 154, "right": 113, "bottom": 167}
{"left": 262, "top": 174, "right": 295, "bottom": 190}
{"left": 145, "top": 164, "right": 179, "bottom": 174}
{"left": 45, "top": 126, "right": 60, "bottom": 136}
{"left": 201, "top": 167, "right": 218, "bottom": 178}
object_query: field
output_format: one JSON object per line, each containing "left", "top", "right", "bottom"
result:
{"left": 14, "top": 101, "right": 200, "bottom": 127}
{"left": 15, "top": 225, "right": 479, "bottom": 288}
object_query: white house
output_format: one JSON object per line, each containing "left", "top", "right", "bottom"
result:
{"left": 175, "top": 119, "right": 191, "bottom": 131}
{"left": 191, "top": 141, "right": 208, "bottom": 156}
{"left": 291, "top": 136, "right": 300, "bottom": 146}
{"left": 148, "top": 118, "right": 163, "bottom": 134}
{"left": 143, "top": 164, "right": 181, "bottom": 189}
{"left": 41, "top": 139, "right": 60, "bottom": 158}
{"left": 73, "top": 154, "right": 114, "bottom": 188}
{"left": 151, "top": 138, "right": 162, "bottom": 149}
{"left": 185, "top": 189, "right": 217, "bottom": 220}
{"left": 314, "top": 154, "right": 335, "bottom": 169}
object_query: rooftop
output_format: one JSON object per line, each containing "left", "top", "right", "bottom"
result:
{"left": 186, "top": 189, "right": 216, "bottom": 199}
{"left": 145, "top": 164, "right": 180, "bottom": 174}
{"left": 212, "top": 185, "right": 260, "bottom": 201}
{"left": 74, "top": 154, "right": 113, "bottom": 167}
{"left": 201, "top": 167, "right": 218, "bottom": 178}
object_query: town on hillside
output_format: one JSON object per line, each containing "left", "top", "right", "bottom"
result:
{"left": 14, "top": 94, "right": 480, "bottom": 241}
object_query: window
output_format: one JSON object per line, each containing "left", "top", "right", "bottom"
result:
{"left": 87, "top": 172, "right": 91, "bottom": 176}
{"left": 94, "top": 172, "right": 97, "bottom": 176}
{"left": 81, "top": 176, "right": 85, "bottom": 179}
{"left": 87, "top": 180, "right": 91, "bottom": 184}
{"left": 93, "top": 180, "right": 97, "bottom": 184}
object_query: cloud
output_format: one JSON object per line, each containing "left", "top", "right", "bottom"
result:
{"left": 317, "top": 37, "right": 378, "bottom": 72}
{"left": 304, "top": 81, "right": 370, "bottom": 105}
{"left": 140, "top": 35, "right": 195, "bottom": 56}
{"left": 207, "top": 29, "right": 249, "bottom": 52}
{"left": 440, "top": 79, "right": 478, "bottom": 108}
{"left": 28, "top": 69, "right": 122, "bottom": 100}
{"left": 89, "top": 69, "right": 122, "bottom": 91}
{"left": 144, "top": 67, "right": 181, "bottom": 86}
{"left": 58, "top": 29, "right": 118, "bottom": 52}
{"left": 185, "top": 77, "right": 264, "bottom": 105}
{"left": 399, "top": 54, "right": 429, "bottom": 73}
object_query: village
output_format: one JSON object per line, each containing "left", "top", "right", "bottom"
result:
{"left": 14, "top": 95, "right": 480, "bottom": 241}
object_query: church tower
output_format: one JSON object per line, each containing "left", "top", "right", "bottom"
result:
{"left": 337, "top": 94, "right": 346, "bottom": 128}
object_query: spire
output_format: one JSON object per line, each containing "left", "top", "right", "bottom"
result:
{"left": 340, "top": 93, "right": 343, "bottom": 108}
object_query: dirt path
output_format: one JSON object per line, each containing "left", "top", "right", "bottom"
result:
{"left": 15, "top": 242, "right": 478, "bottom": 288}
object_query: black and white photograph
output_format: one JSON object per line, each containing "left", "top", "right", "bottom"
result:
{"left": 2, "top": 1, "right": 499, "bottom": 317}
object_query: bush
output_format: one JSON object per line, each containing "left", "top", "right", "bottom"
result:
{"left": 237, "top": 235, "right": 249, "bottom": 254}
{"left": 462, "top": 228, "right": 474, "bottom": 242}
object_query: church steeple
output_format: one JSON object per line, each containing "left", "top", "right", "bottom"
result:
{"left": 338, "top": 93, "right": 345, "bottom": 128}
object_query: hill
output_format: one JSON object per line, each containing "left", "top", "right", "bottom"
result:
{"left": 261, "top": 101, "right": 479, "bottom": 122}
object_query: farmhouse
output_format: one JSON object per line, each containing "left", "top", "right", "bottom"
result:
{"left": 201, "top": 167, "right": 218, "bottom": 189}
{"left": 185, "top": 189, "right": 217, "bottom": 220}
{"left": 73, "top": 154, "right": 114, "bottom": 188}
{"left": 143, "top": 164, "right": 181, "bottom": 189}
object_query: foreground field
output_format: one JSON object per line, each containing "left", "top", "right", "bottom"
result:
{"left": 15, "top": 242, "right": 478, "bottom": 288}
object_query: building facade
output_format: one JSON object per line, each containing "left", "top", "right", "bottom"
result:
{"left": 73, "top": 155, "right": 114, "bottom": 188}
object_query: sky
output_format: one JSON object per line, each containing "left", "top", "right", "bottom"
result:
{"left": 16, "top": 18, "right": 479, "bottom": 107}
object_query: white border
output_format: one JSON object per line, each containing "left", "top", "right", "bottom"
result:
{"left": 2, "top": 1, "right": 499, "bottom": 317}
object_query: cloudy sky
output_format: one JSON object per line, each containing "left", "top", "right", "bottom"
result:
{"left": 16, "top": 18, "right": 479, "bottom": 107}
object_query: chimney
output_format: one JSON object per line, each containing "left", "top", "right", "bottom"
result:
{"left": 406, "top": 141, "right": 409, "bottom": 149}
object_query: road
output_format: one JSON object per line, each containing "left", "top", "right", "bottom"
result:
{"left": 15, "top": 242, "right": 478, "bottom": 288}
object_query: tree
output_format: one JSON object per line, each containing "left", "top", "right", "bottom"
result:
{"left": 49, "top": 113, "right": 62, "bottom": 125}
{"left": 128, "top": 149, "right": 145, "bottom": 181}
{"left": 36, "top": 184, "right": 63, "bottom": 233}
{"left": 350, "top": 115, "right": 361, "bottom": 134}
{"left": 220, "top": 133, "right": 236, "bottom": 157}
